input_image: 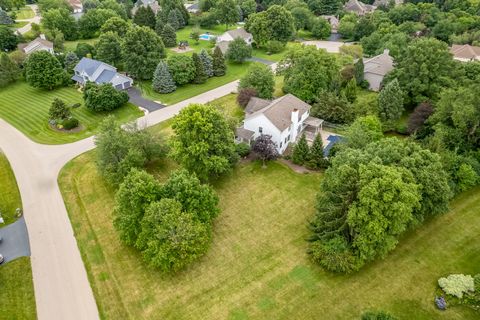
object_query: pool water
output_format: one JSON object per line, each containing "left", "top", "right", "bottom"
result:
{"left": 199, "top": 34, "right": 215, "bottom": 41}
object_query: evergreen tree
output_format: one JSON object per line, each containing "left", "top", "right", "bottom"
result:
{"left": 199, "top": 49, "right": 213, "bottom": 77}
{"left": 161, "top": 23, "right": 177, "bottom": 47}
{"left": 152, "top": 60, "right": 176, "bottom": 93}
{"left": 49, "top": 98, "right": 71, "bottom": 121}
{"left": 64, "top": 51, "right": 79, "bottom": 74}
{"left": 155, "top": 16, "right": 164, "bottom": 36}
{"left": 167, "top": 9, "right": 179, "bottom": 30}
{"left": 292, "top": 133, "right": 310, "bottom": 165}
{"left": 96, "top": 31, "right": 123, "bottom": 67}
{"left": 343, "top": 78, "right": 357, "bottom": 103}
{"left": 173, "top": 8, "right": 185, "bottom": 28}
{"left": 0, "top": 52, "right": 20, "bottom": 87}
{"left": 378, "top": 78, "right": 404, "bottom": 124}
{"left": 192, "top": 52, "right": 207, "bottom": 84}
{"left": 133, "top": 6, "right": 156, "bottom": 29}
{"left": 309, "top": 133, "right": 328, "bottom": 169}
{"left": 212, "top": 46, "right": 226, "bottom": 77}
{"left": 354, "top": 58, "right": 364, "bottom": 84}
{"left": 0, "top": 9, "right": 14, "bottom": 25}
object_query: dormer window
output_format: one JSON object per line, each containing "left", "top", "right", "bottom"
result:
{"left": 259, "top": 127, "right": 263, "bottom": 133}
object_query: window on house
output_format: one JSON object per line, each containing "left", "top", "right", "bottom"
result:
{"left": 284, "top": 137, "right": 287, "bottom": 143}
{"left": 280, "top": 142, "right": 283, "bottom": 148}
{"left": 259, "top": 127, "right": 263, "bottom": 133}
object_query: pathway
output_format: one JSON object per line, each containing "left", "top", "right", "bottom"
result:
{"left": 0, "top": 79, "right": 240, "bottom": 320}
{"left": 16, "top": 4, "right": 41, "bottom": 35}
{"left": 302, "top": 40, "right": 352, "bottom": 53}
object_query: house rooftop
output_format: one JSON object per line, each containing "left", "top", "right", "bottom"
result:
{"left": 247, "top": 94, "right": 311, "bottom": 131}
{"left": 450, "top": 44, "right": 480, "bottom": 60}
{"left": 363, "top": 49, "right": 394, "bottom": 76}
{"left": 344, "top": 0, "right": 375, "bottom": 13}
{"left": 74, "top": 57, "right": 109, "bottom": 77}
{"left": 225, "top": 27, "right": 251, "bottom": 40}
{"left": 21, "top": 36, "right": 53, "bottom": 53}
{"left": 245, "top": 97, "right": 271, "bottom": 114}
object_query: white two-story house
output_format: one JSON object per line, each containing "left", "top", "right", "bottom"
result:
{"left": 71, "top": 57, "right": 133, "bottom": 90}
{"left": 236, "top": 94, "right": 324, "bottom": 154}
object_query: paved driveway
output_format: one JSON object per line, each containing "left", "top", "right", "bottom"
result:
{"left": 16, "top": 4, "right": 41, "bottom": 35}
{"left": 126, "top": 87, "right": 165, "bottom": 112}
{"left": 0, "top": 216, "right": 30, "bottom": 264}
{"left": 247, "top": 57, "right": 275, "bottom": 65}
{"left": 302, "top": 40, "right": 352, "bottom": 53}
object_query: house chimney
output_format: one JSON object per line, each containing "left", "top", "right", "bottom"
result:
{"left": 291, "top": 108, "right": 299, "bottom": 123}
{"left": 40, "top": 34, "right": 46, "bottom": 40}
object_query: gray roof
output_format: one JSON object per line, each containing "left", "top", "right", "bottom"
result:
{"left": 216, "top": 41, "right": 229, "bottom": 54}
{"left": 74, "top": 57, "right": 103, "bottom": 77}
{"left": 96, "top": 69, "right": 116, "bottom": 84}
{"left": 247, "top": 94, "right": 312, "bottom": 132}
{"left": 363, "top": 49, "right": 394, "bottom": 76}
{"left": 344, "top": 0, "right": 376, "bottom": 13}
{"left": 226, "top": 28, "right": 252, "bottom": 40}
{"left": 236, "top": 127, "right": 255, "bottom": 140}
{"left": 245, "top": 97, "right": 271, "bottom": 114}
{"left": 186, "top": 3, "right": 199, "bottom": 9}
{"left": 71, "top": 74, "right": 84, "bottom": 83}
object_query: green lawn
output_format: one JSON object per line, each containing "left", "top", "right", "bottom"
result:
{"left": 59, "top": 145, "right": 480, "bottom": 319}
{"left": 12, "top": 21, "right": 29, "bottom": 28}
{"left": 0, "top": 82, "right": 142, "bottom": 144}
{"left": 138, "top": 61, "right": 251, "bottom": 105}
{"left": 0, "top": 153, "right": 36, "bottom": 320}
{"left": 64, "top": 37, "right": 99, "bottom": 52}
{"left": 13, "top": 6, "right": 34, "bottom": 20}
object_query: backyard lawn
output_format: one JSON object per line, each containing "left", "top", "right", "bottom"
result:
{"left": 59, "top": 146, "right": 480, "bottom": 319}
{"left": 0, "top": 82, "right": 142, "bottom": 144}
{"left": 138, "top": 61, "right": 252, "bottom": 105}
{"left": 64, "top": 37, "right": 99, "bottom": 52}
{"left": 13, "top": 6, "right": 34, "bottom": 20}
{"left": 0, "top": 153, "right": 36, "bottom": 320}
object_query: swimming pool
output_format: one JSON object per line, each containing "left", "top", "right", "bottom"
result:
{"left": 199, "top": 34, "right": 215, "bottom": 41}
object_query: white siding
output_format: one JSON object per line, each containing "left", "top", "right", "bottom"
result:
{"left": 243, "top": 115, "right": 284, "bottom": 152}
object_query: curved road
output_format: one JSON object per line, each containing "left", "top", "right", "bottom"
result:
{"left": 0, "top": 80, "right": 239, "bottom": 320}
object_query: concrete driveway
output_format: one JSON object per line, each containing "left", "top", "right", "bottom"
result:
{"left": 126, "top": 87, "right": 165, "bottom": 112}
{"left": 16, "top": 4, "right": 41, "bottom": 35}
{"left": 0, "top": 216, "right": 30, "bottom": 264}
{"left": 302, "top": 40, "right": 352, "bottom": 53}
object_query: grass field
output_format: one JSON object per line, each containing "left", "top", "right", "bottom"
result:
{"left": 13, "top": 6, "right": 34, "bottom": 20}
{"left": 59, "top": 145, "right": 480, "bottom": 319}
{"left": 64, "top": 37, "right": 99, "bottom": 52}
{"left": 12, "top": 21, "right": 29, "bottom": 28}
{"left": 0, "top": 82, "right": 142, "bottom": 144}
{"left": 138, "top": 62, "right": 251, "bottom": 105}
{"left": 0, "top": 153, "right": 36, "bottom": 320}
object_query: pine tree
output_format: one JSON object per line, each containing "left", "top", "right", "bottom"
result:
{"left": 292, "top": 133, "right": 310, "bottom": 165}
{"left": 0, "top": 9, "right": 14, "bottom": 25}
{"left": 354, "top": 58, "right": 364, "bottom": 83}
{"left": 152, "top": 60, "right": 176, "bottom": 93}
{"left": 343, "top": 78, "right": 357, "bottom": 103}
{"left": 64, "top": 51, "right": 79, "bottom": 74}
{"left": 161, "top": 23, "right": 177, "bottom": 47}
{"left": 133, "top": 6, "right": 156, "bottom": 29}
{"left": 378, "top": 78, "right": 404, "bottom": 124}
{"left": 0, "top": 52, "right": 20, "bottom": 87}
{"left": 212, "top": 46, "right": 226, "bottom": 77}
{"left": 310, "top": 133, "right": 328, "bottom": 169}
{"left": 173, "top": 8, "right": 185, "bottom": 28}
{"left": 155, "top": 16, "right": 164, "bottom": 36}
{"left": 199, "top": 49, "right": 213, "bottom": 77}
{"left": 192, "top": 52, "right": 207, "bottom": 84}
{"left": 167, "top": 10, "right": 179, "bottom": 30}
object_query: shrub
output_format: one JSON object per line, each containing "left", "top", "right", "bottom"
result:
{"left": 310, "top": 236, "right": 360, "bottom": 273}
{"left": 235, "top": 143, "right": 251, "bottom": 157}
{"left": 83, "top": 82, "right": 129, "bottom": 112}
{"left": 226, "top": 37, "right": 252, "bottom": 63}
{"left": 49, "top": 98, "right": 71, "bottom": 121}
{"left": 70, "top": 103, "right": 81, "bottom": 109}
{"left": 361, "top": 311, "right": 397, "bottom": 320}
{"left": 237, "top": 88, "right": 257, "bottom": 108}
{"left": 265, "top": 40, "right": 285, "bottom": 54}
{"left": 474, "top": 274, "right": 480, "bottom": 294}
{"left": 62, "top": 117, "right": 79, "bottom": 130}
{"left": 438, "top": 274, "right": 475, "bottom": 298}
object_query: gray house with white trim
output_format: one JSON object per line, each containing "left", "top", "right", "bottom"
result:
{"left": 71, "top": 58, "right": 133, "bottom": 90}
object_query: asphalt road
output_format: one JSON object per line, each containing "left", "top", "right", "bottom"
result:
{"left": 0, "top": 79, "right": 240, "bottom": 320}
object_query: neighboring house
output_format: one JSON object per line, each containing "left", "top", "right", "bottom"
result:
{"left": 320, "top": 15, "right": 339, "bottom": 33}
{"left": 215, "top": 27, "right": 253, "bottom": 54}
{"left": 373, "top": 0, "right": 403, "bottom": 7}
{"left": 363, "top": 49, "right": 394, "bottom": 92}
{"left": 19, "top": 35, "right": 54, "bottom": 55}
{"left": 71, "top": 57, "right": 133, "bottom": 90}
{"left": 450, "top": 44, "right": 480, "bottom": 62}
{"left": 131, "top": 0, "right": 160, "bottom": 15}
{"left": 344, "top": 0, "right": 376, "bottom": 15}
{"left": 184, "top": 2, "right": 199, "bottom": 13}
{"left": 68, "top": 0, "right": 83, "bottom": 13}
{"left": 235, "top": 94, "right": 324, "bottom": 154}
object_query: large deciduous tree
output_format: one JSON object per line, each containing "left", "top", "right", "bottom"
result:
{"left": 170, "top": 103, "right": 238, "bottom": 181}
{"left": 42, "top": 8, "right": 78, "bottom": 40}
{"left": 0, "top": 25, "right": 18, "bottom": 52}
{"left": 95, "top": 31, "right": 123, "bottom": 67}
{"left": 83, "top": 82, "right": 129, "bottom": 112}
{"left": 166, "top": 54, "right": 195, "bottom": 85}
{"left": 226, "top": 37, "right": 252, "bottom": 63}
{"left": 25, "top": 51, "right": 65, "bottom": 90}
{"left": 100, "top": 16, "right": 130, "bottom": 37}
{"left": 78, "top": 8, "right": 119, "bottom": 39}
{"left": 246, "top": 5, "right": 295, "bottom": 46}
{"left": 215, "top": 0, "right": 240, "bottom": 30}
{"left": 239, "top": 63, "right": 275, "bottom": 99}
{"left": 0, "top": 52, "right": 20, "bottom": 87}
{"left": 122, "top": 25, "right": 166, "bottom": 80}
{"left": 278, "top": 44, "right": 339, "bottom": 103}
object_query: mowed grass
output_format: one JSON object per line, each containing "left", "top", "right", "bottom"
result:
{"left": 59, "top": 147, "right": 480, "bottom": 319}
{"left": 64, "top": 37, "right": 99, "bottom": 52}
{"left": 0, "top": 153, "right": 36, "bottom": 320}
{"left": 138, "top": 62, "right": 251, "bottom": 105}
{"left": 13, "top": 6, "right": 34, "bottom": 20}
{"left": 0, "top": 82, "right": 142, "bottom": 144}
